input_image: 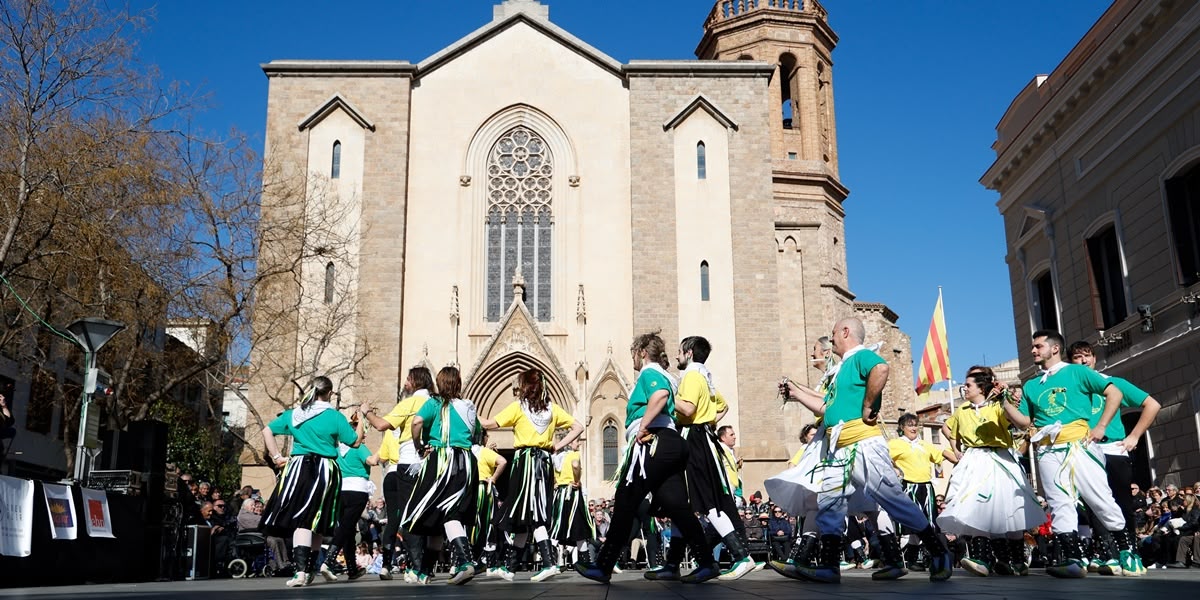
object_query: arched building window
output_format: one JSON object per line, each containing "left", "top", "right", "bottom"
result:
{"left": 486, "top": 126, "right": 553, "bottom": 321}
{"left": 324, "top": 262, "right": 335, "bottom": 304}
{"left": 700, "top": 261, "right": 710, "bottom": 301}
{"left": 697, "top": 141, "right": 707, "bottom": 180}
{"left": 602, "top": 421, "right": 619, "bottom": 480}
{"left": 331, "top": 141, "right": 341, "bottom": 179}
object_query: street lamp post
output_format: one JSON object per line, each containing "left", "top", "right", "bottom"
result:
{"left": 65, "top": 317, "right": 125, "bottom": 483}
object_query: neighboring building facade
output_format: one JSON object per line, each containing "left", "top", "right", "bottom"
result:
{"left": 246, "top": 0, "right": 913, "bottom": 497}
{"left": 983, "top": 0, "right": 1200, "bottom": 487}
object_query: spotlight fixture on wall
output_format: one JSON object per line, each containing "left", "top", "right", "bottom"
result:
{"left": 1137, "top": 304, "right": 1154, "bottom": 333}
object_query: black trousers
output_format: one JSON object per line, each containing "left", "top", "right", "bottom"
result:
{"left": 383, "top": 466, "right": 424, "bottom": 568}
{"left": 332, "top": 490, "right": 369, "bottom": 570}
{"left": 597, "top": 428, "right": 713, "bottom": 571}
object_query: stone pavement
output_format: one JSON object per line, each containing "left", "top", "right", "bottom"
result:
{"left": 1, "top": 568, "right": 1198, "bottom": 599}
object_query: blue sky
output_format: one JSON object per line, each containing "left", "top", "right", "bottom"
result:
{"left": 129, "top": 0, "right": 1110, "bottom": 385}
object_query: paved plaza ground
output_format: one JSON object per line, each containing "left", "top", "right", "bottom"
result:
{"left": 1, "top": 567, "right": 1198, "bottom": 600}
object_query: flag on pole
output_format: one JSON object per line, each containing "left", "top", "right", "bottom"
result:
{"left": 915, "top": 290, "right": 951, "bottom": 394}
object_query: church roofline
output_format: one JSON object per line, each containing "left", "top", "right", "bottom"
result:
{"left": 662, "top": 94, "right": 740, "bottom": 132}
{"left": 262, "top": 60, "right": 416, "bottom": 77}
{"left": 417, "top": 11, "right": 623, "bottom": 80}
{"left": 624, "top": 60, "right": 775, "bottom": 77}
{"left": 297, "top": 94, "right": 376, "bottom": 132}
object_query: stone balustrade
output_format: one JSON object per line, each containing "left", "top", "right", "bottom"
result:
{"left": 705, "top": 0, "right": 827, "bottom": 27}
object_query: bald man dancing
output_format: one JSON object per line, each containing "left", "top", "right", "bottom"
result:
{"left": 785, "top": 318, "right": 954, "bottom": 583}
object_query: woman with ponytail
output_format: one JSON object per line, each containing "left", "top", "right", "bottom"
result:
{"left": 398, "top": 366, "right": 482, "bottom": 585}
{"left": 260, "top": 376, "right": 362, "bottom": 588}
{"left": 937, "top": 367, "right": 1043, "bottom": 577}
{"left": 481, "top": 368, "right": 583, "bottom": 582}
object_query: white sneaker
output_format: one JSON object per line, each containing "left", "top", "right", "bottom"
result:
{"left": 286, "top": 571, "right": 309, "bottom": 587}
{"left": 379, "top": 566, "right": 393, "bottom": 581}
{"left": 612, "top": 565, "right": 623, "bottom": 574}
{"left": 319, "top": 563, "right": 339, "bottom": 582}
{"left": 531, "top": 565, "right": 560, "bottom": 582}
{"left": 718, "top": 556, "right": 756, "bottom": 581}
{"left": 496, "top": 567, "right": 515, "bottom": 582}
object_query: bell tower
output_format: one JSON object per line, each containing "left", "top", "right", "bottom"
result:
{"left": 698, "top": 0, "right": 854, "bottom": 401}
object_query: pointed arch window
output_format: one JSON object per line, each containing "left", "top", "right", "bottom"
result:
{"left": 697, "top": 141, "right": 707, "bottom": 180}
{"left": 602, "top": 420, "right": 619, "bottom": 480}
{"left": 486, "top": 126, "right": 553, "bottom": 322}
{"left": 700, "top": 261, "right": 711, "bottom": 301}
{"left": 331, "top": 141, "right": 342, "bottom": 179}
{"left": 324, "top": 262, "right": 335, "bottom": 304}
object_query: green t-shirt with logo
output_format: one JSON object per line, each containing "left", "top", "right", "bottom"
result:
{"left": 1020, "top": 364, "right": 1112, "bottom": 428}
{"left": 1088, "top": 376, "right": 1149, "bottom": 442}
{"left": 627, "top": 367, "right": 675, "bottom": 428}
{"left": 823, "top": 349, "right": 887, "bottom": 425}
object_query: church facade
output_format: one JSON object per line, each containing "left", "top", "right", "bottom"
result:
{"left": 244, "top": 0, "right": 914, "bottom": 498}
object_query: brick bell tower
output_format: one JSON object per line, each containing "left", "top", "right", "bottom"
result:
{"left": 698, "top": 0, "right": 855, "bottom": 422}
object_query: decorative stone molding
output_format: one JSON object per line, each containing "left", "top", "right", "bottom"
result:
{"left": 460, "top": 175, "right": 472, "bottom": 187}
{"left": 568, "top": 175, "right": 580, "bottom": 187}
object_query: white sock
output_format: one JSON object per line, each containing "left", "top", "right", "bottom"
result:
{"left": 707, "top": 509, "right": 735, "bottom": 537}
{"left": 533, "top": 526, "right": 549, "bottom": 543}
{"left": 293, "top": 529, "right": 313, "bottom": 549}
{"left": 445, "top": 520, "right": 467, "bottom": 540}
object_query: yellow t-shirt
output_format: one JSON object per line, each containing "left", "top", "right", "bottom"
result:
{"left": 493, "top": 401, "right": 575, "bottom": 449}
{"left": 476, "top": 446, "right": 502, "bottom": 481}
{"left": 788, "top": 448, "right": 804, "bottom": 466}
{"left": 377, "top": 429, "right": 400, "bottom": 464}
{"left": 945, "top": 401, "right": 1013, "bottom": 449}
{"left": 888, "top": 437, "right": 944, "bottom": 483}
{"left": 382, "top": 394, "right": 428, "bottom": 442}
{"left": 829, "top": 418, "right": 883, "bottom": 449}
{"left": 554, "top": 450, "right": 580, "bottom": 486}
{"left": 676, "top": 370, "right": 727, "bottom": 426}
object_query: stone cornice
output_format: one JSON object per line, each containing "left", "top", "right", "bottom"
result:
{"left": 981, "top": 0, "right": 1173, "bottom": 198}
{"left": 262, "top": 60, "right": 416, "bottom": 77}
{"left": 624, "top": 60, "right": 775, "bottom": 77}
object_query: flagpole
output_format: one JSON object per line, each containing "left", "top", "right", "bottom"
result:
{"left": 940, "top": 286, "right": 954, "bottom": 398}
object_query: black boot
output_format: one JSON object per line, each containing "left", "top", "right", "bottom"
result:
{"left": 645, "top": 537, "right": 683, "bottom": 580}
{"left": 531, "top": 539, "right": 558, "bottom": 582}
{"left": 717, "top": 532, "right": 755, "bottom": 580}
{"left": 962, "top": 536, "right": 992, "bottom": 576}
{"left": 871, "top": 533, "right": 909, "bottom": 580}
{"left": 1008, "top": 538, "right": 1029, "bottom": 576}
{"left": 770, "top": 534, "right": 816, "bottom": 580}
{"left": 1095, "top": 531, "right": 1122, "bottom": 575}
{"left": 286, "top": 545, "right": 313, "bottom": 587}
{"left": 795, "top": 535, "right": 842, "bottom": 583}
{"left": 379, "top": 544, "right": 395, "bottom": 580}
{"left": 1046, "top": 533, "right": 1086, "bottom": 578}
{"left": 903, "top": 542, "right": 924, "bottom": 571}
{"left": 990, "top": 538, "right": 1013, "bottom": 576}
{"left": 407, "top": 534, "right": 426, "bottom": 581}
{"left": 917, "top": 527, "right": 953, "bottom": 582}
{"left": 448, "top": 537, "right": 476, "bottom": 585}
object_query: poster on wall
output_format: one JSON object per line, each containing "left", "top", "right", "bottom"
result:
{"left": 43, "top": 483, "right": 78, "bottom": 540}
{"left": 80, "top": 488, "right": 115, "bottom": 539}
{"left": 0, "top": 475, "right": 34, "bottom": 556}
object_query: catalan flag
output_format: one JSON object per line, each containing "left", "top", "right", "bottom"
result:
{"left": 915, "top": 289, "right": 952, "bottom": 394}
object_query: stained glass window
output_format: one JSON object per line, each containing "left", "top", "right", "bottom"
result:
{"left": 486, "top": 126, "right": 553, "bottom": 321}
{"left": 331, "top": 141, "right": 341, "bottom": 179}
{"left": 697, "top": 141, "right": 707, "bottom": 180}
{"left": 603, "top": 422, "right": 619, "bottom": 480}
